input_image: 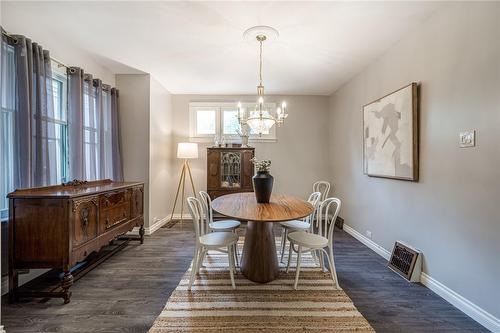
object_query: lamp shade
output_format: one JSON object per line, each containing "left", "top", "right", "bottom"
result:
{"left": 177, "top": 142, "right": 198, "bottom": 159}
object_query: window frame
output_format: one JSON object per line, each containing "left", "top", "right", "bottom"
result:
{"left": 189, "top": 104, "right": 220, "bottom": 138}
{"left": 50, "top": 69, "right": 69, "bottom": 184}
{"left": 0, "top": 43, "right": 16, "bottom": 221}
{"left": 189, "top": 102, "right": 277, "bottom": 142}
{"left": 83, "top": 82, "right": 99, "bottom": 180}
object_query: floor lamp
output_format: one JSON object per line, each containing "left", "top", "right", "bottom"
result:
{"left": 170, "top": 142, "right": 198, "bottom": 226}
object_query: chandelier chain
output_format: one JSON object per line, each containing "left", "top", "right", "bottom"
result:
{"left": 259, "top": 39, "right": 263, "bottom": 87}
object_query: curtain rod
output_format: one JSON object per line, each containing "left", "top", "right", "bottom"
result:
{"left": 2, "top": 30, "right": 69, "bottom": 69}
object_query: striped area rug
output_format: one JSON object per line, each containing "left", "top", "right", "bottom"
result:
{"left": 149, "top": 238, "right": 374, "bottom": 332}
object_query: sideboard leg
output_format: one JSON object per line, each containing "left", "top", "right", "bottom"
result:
{"left": 61, "top": 270, "right": 73, "bottom": 304}
{"left": 139, "top": 224, "right": 145, "bottom": 244}
{"left": 8, "top": 268, "right": 18, "bottom": 303}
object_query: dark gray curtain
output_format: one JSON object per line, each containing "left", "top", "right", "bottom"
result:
{"left": 12, "top": 35, "right": 56, "bottom": 188}
{"left": 67, "top": 67, "right": 85, "bottom": 180}
{"left": 68, "top": 69, "right": 123, "bottom": 182}
{"left": 110, "top": 88, "right": 123, "bottom": 181}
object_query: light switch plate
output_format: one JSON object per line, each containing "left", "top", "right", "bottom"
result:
{"left": 459, "top": 130, "right": 475, "bottom": 148}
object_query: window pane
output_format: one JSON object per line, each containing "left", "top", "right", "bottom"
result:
{"left": 52, "top": 80, "right": 62, "bottom": 120}
{"left": 196, "top": 110, "right": 216, "bottom": 135}
{"left": 223, "top": 110, "right": 239, "bottom": 135}
{"left": 0, "top": 43, "right": 16, "bottom": 214}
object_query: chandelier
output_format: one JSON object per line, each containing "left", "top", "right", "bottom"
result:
{"left": 237, "top": 26, "right": 288, "bottom": 137}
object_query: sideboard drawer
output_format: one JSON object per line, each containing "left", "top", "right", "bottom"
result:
{"left": 100, "top": 190, "right": 128, "bottom": 209}
{"left": 101, "top": 202, "right": 130, "bottom": 231}
{"left": 72, "top": 196, "right": 99, "bottom": 247}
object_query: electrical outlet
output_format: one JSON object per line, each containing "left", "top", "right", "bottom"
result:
{"left": 366, "top": 230, "right": 372, "bottom": 239}
{"left": 459, "top": 130, "right": 475, "bottom": 148}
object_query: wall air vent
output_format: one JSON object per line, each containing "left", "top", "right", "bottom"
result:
{"left": 388, "top": 241, "right": 422, "bottom": 282}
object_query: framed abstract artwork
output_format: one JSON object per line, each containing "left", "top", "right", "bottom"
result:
{"left": 363, "top": 83, "right": 419, "bottom": 181}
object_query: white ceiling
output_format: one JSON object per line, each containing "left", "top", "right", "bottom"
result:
{"left": 2, "top": 1, "right": 445, "bottom": 95}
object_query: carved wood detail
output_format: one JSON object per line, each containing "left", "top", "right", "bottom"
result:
{"left": 72, "top": 196, "right": 98, "bottom": 213}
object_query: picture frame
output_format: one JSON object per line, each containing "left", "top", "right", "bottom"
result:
{"left": 363, "top": 83, "right": 419, "bottom": 181}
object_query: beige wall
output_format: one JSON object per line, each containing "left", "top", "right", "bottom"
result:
{"left": 149, "top": 77, "right": 175, "bottom": 223}
{"left": 116, "top": 74, "right": 151, "bottom": 226}
{"left": 329, "top": 2, "right": 500, "bottom": 319}
{"left": 171, "top": 95, "right": 331, "bottom": 211}
{"left": 117, "top": 74, "right": 175, "bottom": 229}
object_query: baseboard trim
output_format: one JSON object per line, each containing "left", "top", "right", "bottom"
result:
{"left": 420, "top": 272, "right": 500, "bottom": 333}
{"left": 343, "top": 223, "right": 500, "bottom": 333}
{"left": 343, "top": 224, "right": 391, "bottom": 260}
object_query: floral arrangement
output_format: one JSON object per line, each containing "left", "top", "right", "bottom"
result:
{"left": 251, "top": 157, "right": 271, "bottom": 172}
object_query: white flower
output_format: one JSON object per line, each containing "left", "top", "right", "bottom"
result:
{"left": 250, "top": 157, "right": 271, "bottom": 172}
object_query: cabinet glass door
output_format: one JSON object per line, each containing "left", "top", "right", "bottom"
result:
{"left": 220, "top": 151, "right": 241, "bottom": 188}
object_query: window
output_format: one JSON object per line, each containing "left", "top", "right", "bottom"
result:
{"left": 83, "top": 81, "right": 99, "bottom": 180}
{"left": 221, "top": 108, "right": 240, "bottom": 135}
{"left": 189, "top": 102, "right": 277, "bottom": 141}
{"left": 195, "top": 108, "right": 217, "bottom": 136}
{"left": 0, "top": 54, "right": 68, "bottom": 221}
{"left": 0, "top": 43, "right": 16, "bottom": 220}
{"left": 47, "top": 67, "right": 68, "bottom": 184}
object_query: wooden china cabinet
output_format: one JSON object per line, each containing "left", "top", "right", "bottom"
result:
{"left": 207, "top": 147, "right": 255, "bottom": 199}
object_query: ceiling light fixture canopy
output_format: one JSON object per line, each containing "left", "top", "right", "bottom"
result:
{"left": 238, "top": 26, "right": 288, "bottom": 137}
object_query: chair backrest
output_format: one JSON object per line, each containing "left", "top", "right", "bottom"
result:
{"left": 187, "top": 196, "right": 209, "bottom": 239}
{"left": 316, "top": 197, "right": 341, "bottom": 246}
{"left": 305, "top": 191, "right": 322, "bottom": 227}
{"left": 313, "top": 181, "right": 331, "bottom": 202}
{"left": 198, "top": 191, "right": 213, "bottom": 225}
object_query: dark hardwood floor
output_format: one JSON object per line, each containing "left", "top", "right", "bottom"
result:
{"left": 1, "top": 222, "right": 488, "bottom": 332}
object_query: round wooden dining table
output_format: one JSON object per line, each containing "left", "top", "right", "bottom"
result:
{"left": 212, "top": 192, "right": 314, "bottom": 283}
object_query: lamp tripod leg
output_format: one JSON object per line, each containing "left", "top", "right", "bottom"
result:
{"left": 170, "top": 162, "right": 186, "bottom": 227}
{"left": 180, "top": 161, "right": 186, "bottom": 229}
{"left": 186, "top": 162, "right": 197, "bottom": 198}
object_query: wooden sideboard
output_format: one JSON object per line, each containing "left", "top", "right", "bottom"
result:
{"left": 207, "top": 147, "right": 255, "bottom": 199}
{"left": 7, "top": 179, "right": 144, "bottom": 303}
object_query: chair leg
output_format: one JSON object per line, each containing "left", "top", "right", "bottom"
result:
{"left": 280, "top": 228, "right": 287, "bottom": 263}
{"left": 233, "top": 229, "right": 240, "bottom": 268}
{"left": 188, "top": 247, "right": 200, "bottom": 290}
{"left": 228, "top": 245, "right": 236, "bottom": 290}
{"left": 286, "top": 241, "right": 294, "bottom": 273}
{"left": 311, "top": 248, "right": 317, "bottom": 265}
{"left": 328, "top": 247, "right": 339, "bottom": 289}
{"left": 197, "top": 249, "right": 207, "bottom": 275}
{"left": 233, "top": 244, "right": 238, "bottom": 273}
{"left": 294, "top": 246, "right": 303, "bottom": 290}
{"left": 319, "top": 250, "right": 325, "bottom": 272}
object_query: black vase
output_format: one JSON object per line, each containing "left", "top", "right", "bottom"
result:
{"left": 252, "top": 171, "right": 274, "bottom": 203}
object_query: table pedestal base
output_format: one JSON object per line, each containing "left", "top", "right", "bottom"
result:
{"left": 241, "top": 221, "right": 279, "bottom": 283}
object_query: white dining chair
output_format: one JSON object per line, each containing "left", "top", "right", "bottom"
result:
{"left": 199, "top": 190, "right": 241, "bottom": 266}
{"left": 187, "top": 196, "right": 238, "bottom": 290}
{"left": 312, "top": 181, "right": 331, "bottom": 202}
{"left": 279, "top": 191, "right": 321, "bottom": 263}
{"left": 286, "top": 197, "right": 341, "bottom": 290}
